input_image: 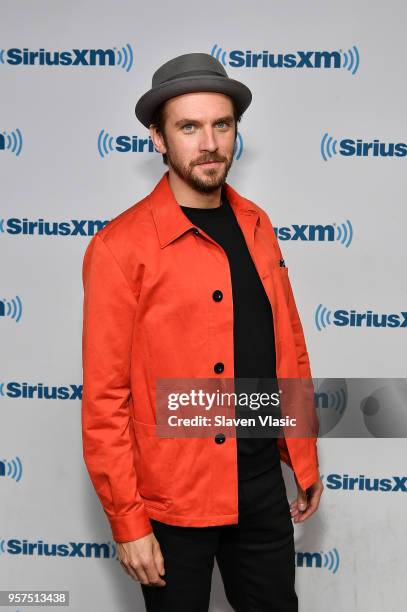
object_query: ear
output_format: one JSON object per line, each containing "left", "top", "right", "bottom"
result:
{"left": 149, "top": 125, "right": 167, "bottom": 155}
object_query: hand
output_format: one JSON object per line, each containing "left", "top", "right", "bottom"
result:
{"left": 117, "top": 532, "right": 166, "bottom": 586}
{"left": 289, "top": 474, "right": 324, "bottom": 523}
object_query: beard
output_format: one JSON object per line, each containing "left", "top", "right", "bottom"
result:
{"left": 164, "top": 139, "right": 235, "bottom": 194}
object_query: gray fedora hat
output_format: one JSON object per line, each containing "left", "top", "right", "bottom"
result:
{"left": 135, "top": 52, "right": 252, "bottom": 129}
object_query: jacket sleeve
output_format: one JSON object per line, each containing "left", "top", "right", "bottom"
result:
{"left": 285, "top": 272, "right": 313, "bottom": 380}
{"left": 81, "top": 233, "right": 153, "bottom": 543}
{"left": 262, "top": 212, "right": 320, "bottom": 476}
{"left": 279, "top": 270, "right": 320, "bottom": 477}
{"left": 262, "top": 209, "right": 314, "bottom": 380}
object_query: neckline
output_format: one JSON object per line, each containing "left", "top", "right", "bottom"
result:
{"left": 180, "top": 193, "right": 229, "bottom": 215}
{"left": 180, "top": 203, "right": 223, "bottom": 212}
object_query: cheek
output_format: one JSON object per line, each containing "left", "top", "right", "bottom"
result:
{"left": 170, "top": 137, "right": 197, "bottom": 162}
{"left": 221, "top": 134, "right": 236, "bottom": 156}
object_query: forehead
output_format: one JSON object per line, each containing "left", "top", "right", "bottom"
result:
{"left": 164, "top": 91, "right": 234, "bottom": 121}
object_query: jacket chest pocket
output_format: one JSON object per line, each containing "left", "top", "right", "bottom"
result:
{"left": 277, "top": 266, "right": 290, "bottom": 302}
{"left": 265, "top": 263, "right": 290, "bottom": 304}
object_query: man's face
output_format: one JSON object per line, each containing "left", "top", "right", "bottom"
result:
{"left": 150, "top": 92, "right": 237, "bottom": 193}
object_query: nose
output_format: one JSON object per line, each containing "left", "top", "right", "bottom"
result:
{"left": 199, "top": 126, "right": 218, "bottom": 152}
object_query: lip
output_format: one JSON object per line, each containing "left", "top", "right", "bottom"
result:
{"left": 197, "top": 161, "right": 223, "bottom": 166}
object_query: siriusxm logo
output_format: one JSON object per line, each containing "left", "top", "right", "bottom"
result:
{"left": 0, "top": 538, "right": 118, "bottom": 559}
{"left": 98, "top": 129, "right": 244, "bottom": 159}
{"left": 315, "top": 388, "right": 346, "bottom": 416}
{"left": 0, "top": 296, "right": 22, "bottom": 322}
{"left": 211, "top": 44, "right": 360, "bottom": 74}
{"left": 274, "top": 220, "right": 353, "bottom": 247}
{"left": 98, "top": 130, "right": 158, "bottom": 157}
{"left": 0, "top": 44, "right": 134, "bottom": 71}
{"left": 296, "top": 547, "right": 340, "bottom": 573}
{"left": 0, "top": 456, "right": 22, "bottom": 482}
{"left": 0, "top": 382, "right": 82, "bottom": 400}
{"left": 321, "top": 133, "right": 407, "bottom": 161}
{"left": 320, "top": 473, "right": 407, "bottom": 492}
{"left": 315, "top": 305, "right": 407, "bottom": 331}
{"left": 0, "top": 128, "right": 23, "bottom": 156}
{"left": 0, "top": 217, "right": 110, "bottom": 236}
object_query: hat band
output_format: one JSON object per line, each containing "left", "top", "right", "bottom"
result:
{"left": 161, "top": 69, "right": 225, "bottom": 84}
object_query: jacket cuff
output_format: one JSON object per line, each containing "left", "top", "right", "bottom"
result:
{"left": 294, "top": 441, "right": 320, "bottom": 491}
{"left": 107, "top": 506, "right": 153, "bottom": 543}
{"left": 277, "top": 437, "right": 293, "bottom": 468}
{"left": 297, "top": 467, "right": 320, "bottom": 491}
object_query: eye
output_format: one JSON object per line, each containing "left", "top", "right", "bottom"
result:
{"left": 217, "top": 120, "right": 232, "bottom": 129}
{"left": 182, "top": 124, "right": 194, "bottom": 132}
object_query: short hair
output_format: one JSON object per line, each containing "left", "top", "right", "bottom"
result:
{"left": 150, "top": 97, "right": 242, "bottom": 165}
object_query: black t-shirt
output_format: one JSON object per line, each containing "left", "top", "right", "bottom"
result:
{"left": 180, "top": 188, "right": 280, "bottom": 480}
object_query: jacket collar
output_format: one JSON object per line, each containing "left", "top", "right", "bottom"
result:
{"left": 148, "top": 170, "right": 259, "bottom": 249}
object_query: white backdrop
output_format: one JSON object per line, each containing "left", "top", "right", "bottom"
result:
{"left": 1, "top": 1, "right": 406, "bottom": 610}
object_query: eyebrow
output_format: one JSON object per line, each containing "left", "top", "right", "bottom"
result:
{"left": 174, "top": 115, "right": 235, "bottom": 128}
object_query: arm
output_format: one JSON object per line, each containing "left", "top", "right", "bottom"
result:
{"left": 285, "top": 270, "right": 313, "bottom": 380}
{"left": 262, "top": 212, "right": 319, "bottom": 473}
{"left": 278, "top": 269, "right": 320, "bottom": 475}
{"left": 81, "top": 233, "right": 152, "bottom": 543}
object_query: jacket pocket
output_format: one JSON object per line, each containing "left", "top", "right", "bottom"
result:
{"left": 269, "top": 264, "right": 290, "bottom": 302}
{"left": 130, "top": 417, "right": 177, "bottom": 510}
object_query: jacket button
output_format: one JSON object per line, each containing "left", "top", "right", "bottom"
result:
{"left": 193, "top": 228, "right": 199, "bottom": 235}
{"left": 215, "top": 433, "right": 225, "bottom": 444}
{"left": 214, "top": 362, "right": 224, "bottom": 374}
{"left": 212, "top": 290, "right": 223, "bottom": 302}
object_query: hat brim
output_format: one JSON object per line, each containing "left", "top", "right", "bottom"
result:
{"left": 135, "top": 74, "right": 252, "bottom": 129}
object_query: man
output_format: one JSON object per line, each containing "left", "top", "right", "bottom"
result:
{"left": 81, "top": 52, "right": 323, "bottom": 611}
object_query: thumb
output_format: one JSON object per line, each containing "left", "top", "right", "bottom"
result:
{"left": 152, "top": 538, "right": 165, "bottom": 576}
{"left": 297, "top": 488, "right": 308, "bottom": 511}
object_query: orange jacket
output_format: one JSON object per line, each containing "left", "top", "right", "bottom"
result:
{"left": 81, "top": 170, "right": 319, "bottom": 543}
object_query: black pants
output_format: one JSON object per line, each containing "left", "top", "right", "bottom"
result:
{"left": 140, "top": 461, "right": 298, "bottom": 612}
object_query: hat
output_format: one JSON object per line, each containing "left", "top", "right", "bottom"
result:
{"left": 135, "top": 52, "right": 252, "bottom": 129}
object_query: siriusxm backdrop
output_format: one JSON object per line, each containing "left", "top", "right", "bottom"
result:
{"left": 2, "top": 1, "right": 406, "bottom": 611}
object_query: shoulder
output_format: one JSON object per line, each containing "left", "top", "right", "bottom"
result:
{"left": 95, "top": 195, "right": 151, "bottom": 245}
{"left": 226, "top": 182, "right": 276, "bottom": 228}
{"left": 82, "top": 191, "right": 155, "bottom": 267}
{"left": 227, "top": 183, "right": 283, "bottom": 257}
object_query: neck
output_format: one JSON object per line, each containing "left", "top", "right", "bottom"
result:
{"left": 167, "top": 167, "right": 222, "bottom": 209}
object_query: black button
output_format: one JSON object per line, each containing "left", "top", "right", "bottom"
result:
{"left": 215, "top": 433, "right": 225, "bottom": 444}
{"left": 212, "top": 290, "right": 223, "bottom": 302}
{"left": 193, "top": 228, "right": 199, "bottom": 235}
{"left": 214, "top": 362, "right": 224, "bottom": 374}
